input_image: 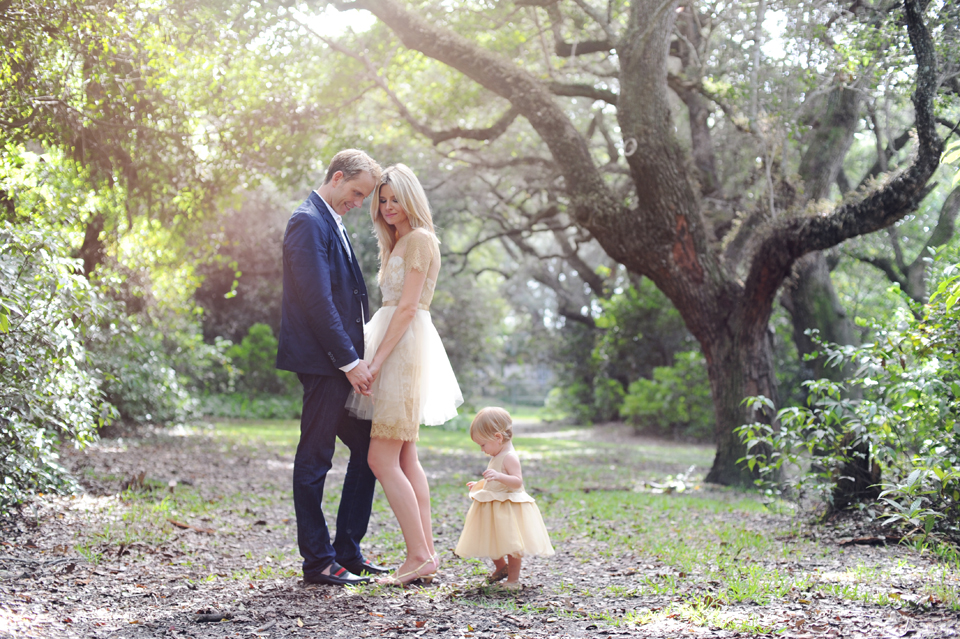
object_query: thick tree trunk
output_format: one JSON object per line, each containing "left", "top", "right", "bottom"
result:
{"left": 792, "top": 80, "right": 871, "bottom": 505}
{"left": 702, "top": 307, "right": 779, "bottom": 485}
{"left": 780, "top": 253, "right": 859, "bottom": 381}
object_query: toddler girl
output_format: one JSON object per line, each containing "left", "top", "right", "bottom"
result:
{"left": 454, "top": 407, "right": 554, "bottom": 590}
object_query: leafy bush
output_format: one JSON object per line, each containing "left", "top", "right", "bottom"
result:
{"left": 737, "top": 260, "right": 960, "bottom": 540}
{"left": 227, "top": 323, "right": 298, "bottom": 395}
{"left": 0, "top": 222, "right": 114, "bottom": 512}
{"left": 620, "top": 350, "right": 714, "bottom": 440}
{"left": 197, "top": 392, "right": 301, "bottom": 420}
{"left": 549, "top": 282, "right": 694, "bottom": 425}
{"left": 545, "top": 380, "right": 597, "bottom": 425}
{"left": 86, "top": 314, "right": 203, "bottom": 424}
{"left": 592, "top": 377, "right": 626, "bottom": 423}
{"left": 195, "top": 324, "right": 300, "bottom": 419}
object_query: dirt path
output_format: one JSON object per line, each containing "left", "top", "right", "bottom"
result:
{"left": 0, "top": 423, "right": 958, "bottom": 638}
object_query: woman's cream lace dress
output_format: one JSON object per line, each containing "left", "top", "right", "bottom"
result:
{"left": 345, "top": 229, "right": 463, "bottom": 441}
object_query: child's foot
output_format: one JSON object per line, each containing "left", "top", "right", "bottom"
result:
{"left": 486, "top": 565, "right": 509, "bottom": 583}
{"left": 500, "top": 581, "right": 522, "bottom": 591}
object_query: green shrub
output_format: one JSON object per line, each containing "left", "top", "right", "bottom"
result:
{"left": 737, "top": 259, "right": 960, "bottom": 540}
{"left": 592, "top": 377, "right": 626, "bottom": 422}
{"left": 620, "top": 350, "right": 714, "bottom": 440}
{"left": 227, "top": 323, "right": 298, "bottom": 395}
{"left": 87, "top": 315, "right": 199, "bottom": 424}
{"left": 198, "top": 392, "right": 301, "bottom": 420}
{"left": 545, "top": 380, "right": 598, "bottom": 425}
{"left": 549, "top": 281, "right": 694, "bottom": 425}
{"left": 0, "top": 221, "right": 114, "bottom": 512}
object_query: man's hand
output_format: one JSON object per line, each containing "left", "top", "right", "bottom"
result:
{"left": 346, "top": 361, "right": 374, "bottom": 396}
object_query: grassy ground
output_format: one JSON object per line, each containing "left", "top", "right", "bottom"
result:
{"left": 215, "top": 420, "right": 960, "bottom": 630}
{"left": 2, "top": 418, "right": 958, "bottom": 638}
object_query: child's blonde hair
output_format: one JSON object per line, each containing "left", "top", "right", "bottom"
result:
{"left": 470, "top": 407, "right": 514, "bottom": 443}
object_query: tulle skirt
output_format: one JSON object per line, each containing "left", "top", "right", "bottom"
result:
{"left": 455, "top": 497, "right": 555, "bottom": 560}
{"left": 345, "top": 307, "right": 463, "bottom": 441}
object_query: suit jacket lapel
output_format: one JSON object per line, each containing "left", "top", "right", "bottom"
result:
{"left": 344, "top": 233, "right": 370, "bottom": 319}
{"left": 343, "top": 233, "right": 363, "bottom": 283}
{"left": 308, "top": 193, "right": 368, "bottom": 308}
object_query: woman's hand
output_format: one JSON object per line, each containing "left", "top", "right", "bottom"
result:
{"left": 368, "top": 360, "right": 381, "bottom": 384}
{"left": 466, "top": 481, "right": 476, "bottom": 489}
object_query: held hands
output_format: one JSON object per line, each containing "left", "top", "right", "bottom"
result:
{"left": 368, "top": 360, "right": 381, "bottom": 384}
{"left": 345, "top": 361, "right": 374, "bottom": 396}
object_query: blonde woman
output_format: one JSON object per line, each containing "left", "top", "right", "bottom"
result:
{"left": 346, "top": 164, "right": 463, "bottom": 586}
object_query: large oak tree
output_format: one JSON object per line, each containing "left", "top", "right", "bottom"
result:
{"left": 316, "top": 0, "right": 948, "bottom": 485}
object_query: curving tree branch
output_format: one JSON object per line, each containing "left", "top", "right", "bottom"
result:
{"left": 423, "top": 108, "right": 521, "bottom": 145}
{"left": 354, "top": 0, "right": 624, "bottom": 234}
{"left": 742, "top": 0, "right": 943, "bottom": 322}
{"left": 295, "top": 15, "right": 521, "bottom": 146}
{"left": 547, "top": 81, "right": 618, "bottom": 103}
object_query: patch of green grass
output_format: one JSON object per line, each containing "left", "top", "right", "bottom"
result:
{"left": 213, "top": 419, "right": 301, "bottom": 448}
{"left": 606, "top": 584, "right": 640, "bottom": 597}
{"left": 202, "top": 417, "right": 960, "bottom": 629}
{"left": 230, "top": 564, "right": 300, "bottom": 581}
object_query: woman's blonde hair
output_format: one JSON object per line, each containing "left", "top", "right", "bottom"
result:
{"left": 370, "top": 163, "right": 438, "bottom": 283}
{"left": 470, "top": 407, "right": 514, "bottom": 443}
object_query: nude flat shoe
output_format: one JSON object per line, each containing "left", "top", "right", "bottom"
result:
{"left": 377, "top": 557, "right": 437, "bottom": 587}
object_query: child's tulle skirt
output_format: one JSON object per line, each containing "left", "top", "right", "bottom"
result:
{"left": 455, "top": 495, "right": 555, "bottom": 560}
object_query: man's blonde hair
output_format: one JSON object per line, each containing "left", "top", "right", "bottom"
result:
{"left": 323, "top": 149, "right": 382, "bottom": 185}
{"left": 470, "top": 407, "right": 514, "bottom": 443}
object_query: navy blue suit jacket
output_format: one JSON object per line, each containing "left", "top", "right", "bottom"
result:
{"left": 276, "top": 192, "right": 370, "bottom": 376}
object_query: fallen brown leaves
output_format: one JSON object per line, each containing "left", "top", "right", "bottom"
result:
{"left": 0, "top": 423, "right": 957, "bottom": 639}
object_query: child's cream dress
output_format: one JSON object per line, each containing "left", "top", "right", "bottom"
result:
{"left": 455, "top": 447, "right": 555, "bottom": 560}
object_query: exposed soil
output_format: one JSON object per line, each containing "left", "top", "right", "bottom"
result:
{"left": 0, "top": 422, "right": 958, "bottom": 639}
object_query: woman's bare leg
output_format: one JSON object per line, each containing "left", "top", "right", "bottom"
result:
{"left": 398, "top": 441, "right": 435, "bottom": 559}
{"left": 367, "top": 436, "right": 435, "bottom": 577}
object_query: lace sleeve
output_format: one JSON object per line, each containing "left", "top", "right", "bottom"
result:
{"left": 404, "top": 231, "right": 434, "bottom": 274}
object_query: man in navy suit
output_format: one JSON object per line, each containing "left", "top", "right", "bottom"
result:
{"left": 276, "top": 149, "right": 387, "bottom": 586}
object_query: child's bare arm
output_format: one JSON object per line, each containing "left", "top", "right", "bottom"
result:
{"left": 482, "top": 453, "right": 523, "bottom": 489}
